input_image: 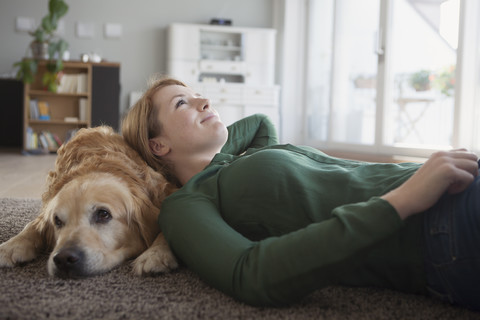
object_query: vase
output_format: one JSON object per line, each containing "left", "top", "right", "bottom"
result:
{"left": 30, "top": 41, "right": 48, "bottom": 59}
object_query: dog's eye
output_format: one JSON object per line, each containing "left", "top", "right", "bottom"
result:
{"left": 94, "top": 209, "right": 112, "bottom": 224}
{"left": 54, "top": 216, "right": 64, "bottom": 228}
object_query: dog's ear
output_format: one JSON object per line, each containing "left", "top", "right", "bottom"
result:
{"left": 127, "top": 196, "right": 161, "bottom": 248}
{"left": 37, "top": 204, "right": 57, "bottom": 250}
{"left": 134, "top": 166, "right": 177, "bottom": 248}
{"left": 143, "top": 167, "right": 177, "bottom": 208}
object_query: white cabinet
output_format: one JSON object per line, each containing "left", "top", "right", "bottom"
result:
{"left": 167, "top": 23, "right": 280, "bottom": 128}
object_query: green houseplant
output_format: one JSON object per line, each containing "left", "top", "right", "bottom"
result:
{"left": 13, "top": 0, "right": 69, "bottom": 92}
{"left": 409, "top": 69, "right": 431, "bottom": 91}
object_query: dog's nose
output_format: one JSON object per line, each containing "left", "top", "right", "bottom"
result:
{"left": 53, "top": 247, "right": 84, "bottom": 274}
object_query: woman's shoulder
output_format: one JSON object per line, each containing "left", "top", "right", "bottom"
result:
{"left": 226, "top": 114, "right": 271, "bottom": 133}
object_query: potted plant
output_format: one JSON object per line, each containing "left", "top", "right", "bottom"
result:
{"left": 409, "top": 70, "right": 431, "bottom": 91}
{"left": 13, "top": 0, "right": 69, "bottom": 92}
{"left": 431, "top": 65, "right": 455, "bottom": 97}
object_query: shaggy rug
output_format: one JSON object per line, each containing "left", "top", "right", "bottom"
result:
{"left": 0, "top": 197, "right": 478, "bottom": 320}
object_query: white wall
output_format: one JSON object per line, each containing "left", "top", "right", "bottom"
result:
{"left": 0, "top": 0, "right": 274, "bottom": 119}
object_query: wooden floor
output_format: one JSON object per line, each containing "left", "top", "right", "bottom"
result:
{"left": 0, "top": 148, "right": 57, "bottom": 199}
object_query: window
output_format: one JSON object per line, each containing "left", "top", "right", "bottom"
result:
{"left": 304, "top": 0, "right": 480, "bottom": 157}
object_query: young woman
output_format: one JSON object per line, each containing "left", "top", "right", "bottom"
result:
{"left": 122, "top": 77, "right": 480, "bottom": 310}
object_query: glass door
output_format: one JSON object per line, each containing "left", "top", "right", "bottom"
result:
{"left": 306, "top": 0, "right": 462, "bottom": 154}
{"left": 384, "top": 0, "right": 459, "bottom": 148}
{"left": 330, "top": 0, "right": 380, "bottom": 145}
{"left": 306, "top": 0, "right": 381, "bottom": 146}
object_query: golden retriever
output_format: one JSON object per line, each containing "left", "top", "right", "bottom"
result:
{"left": 0, "top": 126, "right": 178, "bottom": 278}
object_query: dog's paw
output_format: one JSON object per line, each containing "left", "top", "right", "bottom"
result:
{"left": 132, "top": 234, "right": 178, "bottom": 276}
{"left": 0, "top": 238, "right": 37, "bottom": 267}
{"left": 132, "top": 246, "right": 178, "bottom": 276}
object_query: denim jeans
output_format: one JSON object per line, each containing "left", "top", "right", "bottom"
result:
{"left": 423, "top": 169, "right": 480, "bottom": 311}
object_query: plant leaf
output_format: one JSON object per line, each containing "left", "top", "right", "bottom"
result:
{"left": 49, "top": 0, "right": 68, "bottom": 19}
{"left": 13, "top": 59, "right": 38, "bottom": 84}
{"left": 31, "top": 29, "right": 45, "bottom": 42}
{"left": 41, "top": 15, "right": 54, "bottom": 34}
{"left": 57, "top": 39, "right": 69, "bottom": 53}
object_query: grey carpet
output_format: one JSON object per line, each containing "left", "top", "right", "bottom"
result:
{"left": 0, "top": 197, "right": 478, "bottom": 320}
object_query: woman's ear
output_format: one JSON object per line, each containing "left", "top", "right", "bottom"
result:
{"left": 149, "top": 138, "right": 170, "bottom": 157}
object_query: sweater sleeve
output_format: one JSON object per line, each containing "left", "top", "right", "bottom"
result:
{"left": 221, "top": 114, "right": 279, "bottom": 155}
{"left": 159, "top": 195, "right": 405, "bottom": 307}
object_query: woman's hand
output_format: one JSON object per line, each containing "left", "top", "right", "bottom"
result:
{"left": 382, "top": 149, "right": 478, "bottom": 220}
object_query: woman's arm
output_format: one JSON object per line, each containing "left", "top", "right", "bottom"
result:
{"left": 221, "top": 114, "right": 279, "bottom": 155}
{"left": 160, "top": 194, "right": 404, "bottom": 307}
{"left": 382, "top": 149, "right": 478, "bottom": 219}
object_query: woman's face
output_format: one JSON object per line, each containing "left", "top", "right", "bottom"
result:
{"left": 149, "top": 84, "right": 228, "bottom": 157}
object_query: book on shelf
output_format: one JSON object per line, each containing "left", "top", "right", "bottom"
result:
{"left": 52, "top": 134, "right": 63, "bottom": 147}
{"left": 79, "top": 98, "right": 88, "bottom": 121}
{"left": 64, "top": 117, "right": 79, "bottom": 123}
{"left": 37, "top": 101, "right": 50, "bottom": 120}
{"left": 38, "top": 133, "right": 49, "bottom": 149}
{"left": 43, "top": 131, "right": 60, "bottom": 149}
{"left": 64, "top": 129, "right": 80, "bottom": 144}
{"left": 26, "top": 128, "right": 63, "bottom": 151}
{"left": 26, "top": 127, "right": 37, "bottom": 149}
{"left": 29, "top": 99, "right": 39, "bottom": 120}
{"left": 57, "top": 73, "right": 88, "bottom": 94}
{"left": 29, "top": 99, "right": 50, "bottom": 120}
{"left": 77, "top": 73, "right": 87, "bottom": 93}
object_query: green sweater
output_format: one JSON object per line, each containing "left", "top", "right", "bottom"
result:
{"left": 159, "top": 114, "right": 426, "bottom": 307}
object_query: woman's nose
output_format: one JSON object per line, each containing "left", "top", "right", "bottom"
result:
{"left": 196, "top": 98, "right": 210, "bottom": 111}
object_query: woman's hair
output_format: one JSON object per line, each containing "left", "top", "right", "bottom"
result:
{"left": 121, "top": 75, "right": 187, "bottom": 186}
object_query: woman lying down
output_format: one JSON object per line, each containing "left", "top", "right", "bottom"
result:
{"left": 121, "top": 77, "right": 480, "bottom": 311}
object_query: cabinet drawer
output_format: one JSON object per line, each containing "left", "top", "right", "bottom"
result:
{"left": 199, "top": 85, "right": 242, "bottom": 105}
{"left": 199, "top": 60, "right": 246, "bottom": 75}
{"left": 244, "top": 87, "right": 279, "bottom": 105}
{"left": 210, "top": 94, "right": 243, "bottom": 105}
{"left": 202, "top": 85, "right": 242, "bottom": 96}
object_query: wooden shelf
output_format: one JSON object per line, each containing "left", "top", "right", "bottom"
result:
{"left": 29, "top": 90, "right": 89, "bottom": 98}
{"left": 201, "top": 44, "right": 242, "bottom": 52}
{"left": 22, "top": 60, "right": 121, "bottom": 152}
{"left": 23, "top": 61, "right": 93, "bottom": 151}
{"left": 28, "top": 120, "right": 89, "bottom": 126}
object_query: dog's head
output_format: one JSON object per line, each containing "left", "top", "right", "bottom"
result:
{"left": 44, "top": 172, "right": 154, "bottom": 277}
{"left": 39, "top": 126, "right": 174, "bottom": 278}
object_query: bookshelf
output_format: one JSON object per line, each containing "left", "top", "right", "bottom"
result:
{"left": 23, "top": 60, "right": 120, "bottom": 152}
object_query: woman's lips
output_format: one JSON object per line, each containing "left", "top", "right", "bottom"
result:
{"left": 201, "top": 114, "right": 217, "bottom": 123}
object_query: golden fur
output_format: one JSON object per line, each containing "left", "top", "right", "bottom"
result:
{"left": 0, "top": 126, "right": 178, "bottom": 277}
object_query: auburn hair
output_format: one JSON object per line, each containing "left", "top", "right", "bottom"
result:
{"left": 121, "top": 76, "right": 186, "bottom": 186}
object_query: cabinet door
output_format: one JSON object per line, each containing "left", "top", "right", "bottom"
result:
{"left": 92, "top": 65, "right": 120, "bottom": 130}
{"left": 168, "top": 60, "right": 199, "bottom": 83}
{"left": 168, "top": 24, "right": 200, "bottom": 60}
{"left": 245, "top": 63, "right": 275, "bottom": 85}
{"left": 243, "top": 30, "right": 276, "bottom": 64}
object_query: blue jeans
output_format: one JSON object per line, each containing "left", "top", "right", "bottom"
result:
{"left": 423, "top": 169, "right": 480, "bottom": 311}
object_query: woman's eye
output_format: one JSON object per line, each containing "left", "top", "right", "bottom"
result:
{"left": 54, "top": 216, "right": 64, "bottom": 228}
{"left": 94, "top": 209, "right": 112, "bottom": 224}
{"left": 175, "top": 99, "right": 186, "bottom": 108}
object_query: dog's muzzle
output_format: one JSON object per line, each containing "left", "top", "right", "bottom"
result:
{"left": 52, "top": 246, "right": 87, "bottom": 278}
